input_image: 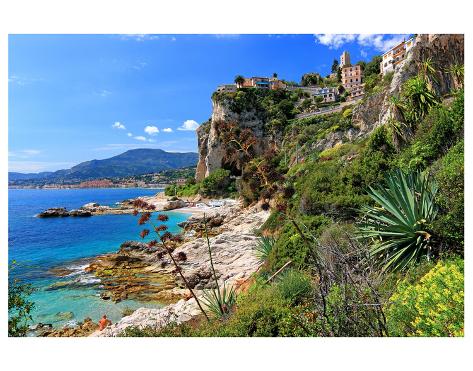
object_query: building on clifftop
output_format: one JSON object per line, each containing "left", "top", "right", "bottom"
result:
{"left": 380, "top": 36, "right": 416, "bottom": 76}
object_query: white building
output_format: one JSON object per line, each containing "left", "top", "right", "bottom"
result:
{"left": 340, "top": 51, "right": 351, "bottom": 68}
{"left": 380, "top": 37, "right": 416, "bottom": 76}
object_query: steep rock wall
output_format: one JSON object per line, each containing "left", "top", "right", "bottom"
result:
{"left": 350, "top": 33, "right": 464, "bottom": 143}
{"left": 195, "top": 98, "right": 266, "bottom": 181}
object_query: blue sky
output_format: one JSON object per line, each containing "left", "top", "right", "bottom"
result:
{"left": 8, "top": 34, "right": 409, "bottom": 172}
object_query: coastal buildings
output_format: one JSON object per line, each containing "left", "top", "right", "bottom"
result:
{"left": 216, "top": 84, "right": 237, "bottom": 93}
{"left": 341, "top": 64, "right": 362, "bottom": 89}
{"left": 312, "top": 87, "right": 338, "bottom": 103}
{"left": 341, "top": 57, "right": 364, "bottom": 100}
{"left": 238, "top": 76, "right": 287, "bottom": 90}
{"left": 218, "top": 76, "right": 287, "bottom": 92}
{"left": 380, "top": 37, "right": 416, "bottom": 76}
{"left": 340, "top": 50, "right": 351, "bottom": 68}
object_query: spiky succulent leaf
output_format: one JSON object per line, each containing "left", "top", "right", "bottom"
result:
{"left": 358, "top": 170, "right": 438, "bottom": 271}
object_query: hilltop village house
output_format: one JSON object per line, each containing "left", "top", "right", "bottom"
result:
{"left": 216, "top": 40, "right": 410, "bottom": 105}
{"left": 380, "top": 37, "right": 416, "bottom": 76}
{"left": 217, "top": 76, "right": 338, "bottom": 103}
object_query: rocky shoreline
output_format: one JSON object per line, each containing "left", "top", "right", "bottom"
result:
{"left": 36, "top": 192, "right": 235, "bottom": 218}
{"left": 35, "top": 200, "right": 269, "bottom": 337}
{"left": 91, "top": 201, "right": 269, "bottom": 337}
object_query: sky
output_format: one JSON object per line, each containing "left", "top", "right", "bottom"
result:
{"left": 8, "top": 33, "right": 409, "bottom": 173}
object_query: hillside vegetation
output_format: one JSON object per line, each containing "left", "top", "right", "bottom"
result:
{"left": 127, "top": 50, "right": 464, "bottom": 337}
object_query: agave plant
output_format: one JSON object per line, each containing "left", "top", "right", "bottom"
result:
{"left": 446, "top": 64, "right": 464, "bottom": 89}
{"left": 202, "top": 282, "right": 237, "bottom": 319}
{"left": 255, "top": 236, "right": 276, "bottom": 262}
{"left": 388, "top": 95, "right": 412, "bottom": 148}
{"left": 358, "top": 170, "right": 438, "bottom": 272}
{"left": 201, "top": 214, "right": 237, "bottom": 319}
{"left": 403, "top": 77, "right": 439, "bottom": 122}
{"left": 418, "top": 57, "right": 438, "bottom": 89}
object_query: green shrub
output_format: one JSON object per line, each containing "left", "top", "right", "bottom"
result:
{"left": 432, "top": 140, "right": 464, "bottom": 249}
{"left": 276, "top": 269, "right": 313, "bottom": 305}
{"left": 268, "top": 215, "right": 330, "bottom": 271}
{"left": 209, "top": 284, "right": 305, "bottom": 337}
{"left": 200, "top": 168, "right": 234, "bottom": 197}
{"left": 386, "top": 258, "right": 464, "bottom": 336}
{"left": 397, "top": 89, "right": 463, "bottom": 171}
{"left": 8, "top": 263, "right": 35, "bottom": 337}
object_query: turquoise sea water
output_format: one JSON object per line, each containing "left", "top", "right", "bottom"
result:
{"left": 8, "top": 188, "right": 190, "bottom": 329}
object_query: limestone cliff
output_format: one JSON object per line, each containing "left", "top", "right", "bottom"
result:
{"left": 195, "top": 96, "right": 267, "bottom": 181}
{"left": 196, "top": 34, "right": 464, "bottom": 177}
{"left": 351, "top": 34, "right": 464, "bottom": 142}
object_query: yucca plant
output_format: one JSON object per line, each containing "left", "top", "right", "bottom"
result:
{"left": 446, "top": 64, "right": 464, "bottom": 89}
{"left": 358, "top": 170, "right": 438, "bottom": 272}
{"left": 202, "top": 282, "right": 237, "bottom": 319}
{"left": 255, "top": 236, "right": 276, "bottom": 262}
{"left": 201, "top": 213, "right": 237, "bottom": 319}
{"left": 403, "top": 77, "right": 439, "bottom": 122}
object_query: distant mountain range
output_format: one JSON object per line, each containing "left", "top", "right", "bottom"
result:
{"left": 9, "top": 149, "right": 199, "bottom": 182}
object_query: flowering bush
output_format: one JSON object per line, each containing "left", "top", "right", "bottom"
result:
{"left": 386, "top": 258, "right": 464, "bottom": 336}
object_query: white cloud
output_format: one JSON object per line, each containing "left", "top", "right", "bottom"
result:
{"left": 214, "top": 34, "right": 240, "bottom": 39}
{"left": 9, "top": 161, "right": 73, "bottom": 173}
{"left": 99, "top": 89, "right": 112, "bottom": 97}
{"left": 8, "top": 75, "right": 44, "bottom": 86}
{"left": 119, "top": 34, "right": 160, "bottom": 42}
{"left": 9, "top": 149, "right": 42, "bottom": 158}
{"left": 178, "top": 119, "right": 199, "bottom": 131}
{"left": 360, "top": 50, "right": 368, "bottom": 58}
{"left": 314, "top": 34, "right": 356, "bottom": 49}
{"left": 144, "top": 125, "right": 159, "bottom": 135}
{"left": 132, "top": 61, "right": 148, "bottom": 70}
{"left": 127, "top": 132, "right": 133, "bottom": 137}
{"left": 134, "top": 136, "right": 147, "bottom": 141}
{"left": 171, "top": 37, "right": 177, "bottom": 42}
{"left": 314, "top": 34, "right": 410, "bottom": 52}
{"left": 112, "top": 121, "right": 126, "bottom": 130}
{"left": 163, "top": 128, "right": 173, "bottom": 133}
{"left": 148, "top": 138, "right": 156, "bottom": 143}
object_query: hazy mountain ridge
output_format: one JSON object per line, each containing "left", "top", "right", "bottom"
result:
{"left": 9, "top": 149, "right": 198, "bottom": 182}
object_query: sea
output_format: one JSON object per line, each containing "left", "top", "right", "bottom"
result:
{"left": 8, "top": 188, "right": 190, "bottom": 330}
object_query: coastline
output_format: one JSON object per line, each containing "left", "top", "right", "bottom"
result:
{"left": 92, "top": 201, "right": 270, "bottom": 337}
{"left": 35, "top": 198, "right": 269, "bottom": 337}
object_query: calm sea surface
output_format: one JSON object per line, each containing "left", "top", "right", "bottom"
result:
{"left": 8, "top": 188, "right": 189, "bottom": 329}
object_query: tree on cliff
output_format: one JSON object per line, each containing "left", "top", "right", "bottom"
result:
{"left": 331, "top": 59, "right": 339, "bottom": 73}
{"left": 235, "top": 75, "right": 245, "bottom": 88}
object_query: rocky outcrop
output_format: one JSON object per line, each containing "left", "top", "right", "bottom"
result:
{"left": 357, "top": 34, "right": 464, "bottom": 137}
{"left": 93, "top": 202, "right": 270, "bottom": 337}
{"left": 315, "top": 34, "right": 464, "bottom": 152}
{"left": 195, "top": 98, "right": 266, "bottom": 181}
{"left": 37, "top": 207, "right": 92, "bottom": 218}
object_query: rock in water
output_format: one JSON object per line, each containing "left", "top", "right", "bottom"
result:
{"left": 69, "top": 209, "right": 92, "bottom": 217}
{"left": 37, "top": 207, "right": 70, "bottom": 218}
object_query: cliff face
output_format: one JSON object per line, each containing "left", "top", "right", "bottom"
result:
{"left": 196, "top": 34, "right": 464, "bottom": 178}
{"left": 351, "top": 34, "right": 464, "bottom": 142}
{"left": 195, "top": 98, "right": 266, "bottom": 181}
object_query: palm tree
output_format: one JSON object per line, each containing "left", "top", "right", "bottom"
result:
{"left": 234, "top": 75, "right": 245, "bottom": 88}
{"left": 273, "top": 72, "right": 278, "bottom": 78}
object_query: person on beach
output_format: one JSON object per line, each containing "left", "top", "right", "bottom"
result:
{"left": 98, "top": 315, "right": 112, "bottom": 331}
